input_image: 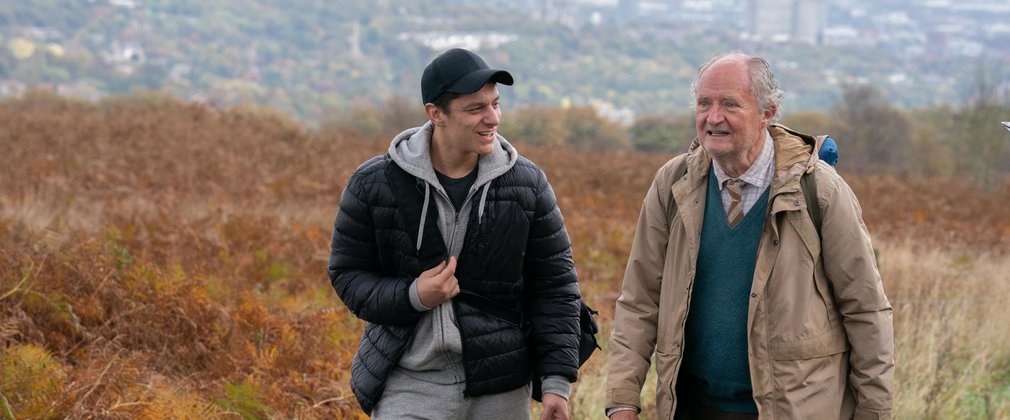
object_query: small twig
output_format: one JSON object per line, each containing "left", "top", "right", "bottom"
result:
{"left": 0, "top": 259, "right": 33, "bottom": 301}
{"left": 312, "top": 397, "right": 344, "bottom": 408}
{"left": 109, "top": 401, "right": 152, "bottom": 410}
{"left": 77, "top": 354, "right": 119, "bottom": 406}
{"left": 1, "top": 392, "right": 15, "bottom": 420}
{"left": 95, "top": 269, "right": 115, "bottom": 293}
{"left": 101, "top": 303, "right": 151, "bottom": 330}
{"left": 174, "top": 306, "right": 199, "bottom": 331}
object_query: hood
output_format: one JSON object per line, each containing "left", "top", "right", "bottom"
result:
{"left": 387, "top": 121, "right": 519, "bottom": 254}
{"left": 388, "top": 121, "right": 518, "bottom": 188}
{"left": 768, "top": 123, "right": 819, "bottom": 175}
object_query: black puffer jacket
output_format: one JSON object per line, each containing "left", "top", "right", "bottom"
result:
{"left": 328, "top": 154, "right": 581, "bottom": 413}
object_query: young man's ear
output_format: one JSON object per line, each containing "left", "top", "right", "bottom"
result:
{"left": 425, "top": 103, "right": 444, "bottom": 126}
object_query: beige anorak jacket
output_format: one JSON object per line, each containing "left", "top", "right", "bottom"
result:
{"left": 606, "top": 125, "right": 894, "bottom": 419}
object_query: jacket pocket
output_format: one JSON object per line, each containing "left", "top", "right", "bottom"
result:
{"left": 769, "top": 325, "right": 849, "bottom": 360}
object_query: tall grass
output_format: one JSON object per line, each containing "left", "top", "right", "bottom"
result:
{"left": 1, "top": 91, "right": 1007, "bottom": 418}
{"left": 884, "top": 244, "right": 1010, "bottom": 419}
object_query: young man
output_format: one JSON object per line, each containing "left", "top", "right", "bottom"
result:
{"left": 328, "top": 48, "right": 581, "bottom": 419}
{"left": 605, "top": 52, "right": 894, "bottom": 419}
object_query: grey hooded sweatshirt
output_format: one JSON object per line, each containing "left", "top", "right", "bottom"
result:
{"left": 387, "top": 121, "right": 572, "bottom": 399}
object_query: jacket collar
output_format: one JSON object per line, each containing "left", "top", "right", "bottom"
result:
{"left": 767, "top": 123, "right": 815, "bottom": 194}
{"left": 682, "top": 124, "right": 814, "bottom": 194}
{"left": 678, "top": 125, "right": 816, "bottom": 238}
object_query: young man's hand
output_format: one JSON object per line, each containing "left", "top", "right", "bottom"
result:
{"left": 540, "top": 393, "right": 570, "bottom": 420}
{"left": 416, "top": 257, "right": 459, "bottom": 308}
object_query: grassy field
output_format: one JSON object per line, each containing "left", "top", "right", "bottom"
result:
{"left": 2, "top": 92, "right": 1008, "bottom": 419}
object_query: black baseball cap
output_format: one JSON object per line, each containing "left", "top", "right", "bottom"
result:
{"left": 421, "top": 48, "right": 514, "bottom": 105}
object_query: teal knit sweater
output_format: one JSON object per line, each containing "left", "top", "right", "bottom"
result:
{"left": 681, "top": 170, "right": 769, "bottom": 413}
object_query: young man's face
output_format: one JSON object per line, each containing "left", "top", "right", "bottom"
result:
{"left": 436, "top": 83, "right": 501, "bottom": 156}
{"left": 694, "top": 58, "right": 775, "bottom": 168}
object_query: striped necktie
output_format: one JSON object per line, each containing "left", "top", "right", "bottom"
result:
{"left": 725, "top": 179, "right": 745, "bottom": 227}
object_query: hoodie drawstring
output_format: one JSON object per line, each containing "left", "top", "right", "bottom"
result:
{"left": 478, "top": 183, "right": 489, "bottom": 224}
{"left": 416, "top": 183, "right": 430, "bottom": 255}
{"left": 416, "top": 181, "right": 489, "bottom": 253}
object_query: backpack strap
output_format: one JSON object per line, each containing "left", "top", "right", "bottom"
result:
{"left": 801, "top": 170, "right": 822, "bottom": 237}
{"left": 775, "top": 125, "right": 828, "bottom": 236}
{"left": 664, "top": 157, "right": 690, "bottom": 227}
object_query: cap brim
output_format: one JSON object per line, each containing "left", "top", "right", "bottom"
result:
{"left": 446, "top": 69, "right": 514, "bottom": 95}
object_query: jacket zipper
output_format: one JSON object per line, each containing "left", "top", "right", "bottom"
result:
{"left": 435, "top": 184, "right": 475, "bottom": 384}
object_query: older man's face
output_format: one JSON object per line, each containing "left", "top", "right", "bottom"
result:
{"left": 694, "top": 58, "right": 775, "bottom": 172}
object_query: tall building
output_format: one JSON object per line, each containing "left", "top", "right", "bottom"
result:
{"left": 534, "top": 0, "right": 576, "bottom": 28}
{"left": 793, "top": 0, "right": 826, "bottom": 44}
{"left": 747, "top": 0, "right": 825, "bottom": 44}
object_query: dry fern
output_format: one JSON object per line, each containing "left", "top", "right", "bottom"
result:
{"left": 0, "top": 344, "right": 67, "bottom": 419}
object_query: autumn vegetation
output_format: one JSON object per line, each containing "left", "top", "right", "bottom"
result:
{"left": 1, "top": 90, "right": 1009, "bottom": 419}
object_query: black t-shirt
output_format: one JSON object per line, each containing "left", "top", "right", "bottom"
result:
{"left": 435, "top": 167, "right": 479, "bottom": 212}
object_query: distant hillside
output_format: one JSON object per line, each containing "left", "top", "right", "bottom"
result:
{"left": 2, "top": 0, "right": 1006, "bottom": 125}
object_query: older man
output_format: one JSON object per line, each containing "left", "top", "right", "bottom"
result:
{"left": 605, "top": 52, "right": 894, "bottom": 419}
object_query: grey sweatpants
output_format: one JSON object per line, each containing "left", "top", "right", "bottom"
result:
{"left": 371, "top": 368, "right": 532, "bottom": 420}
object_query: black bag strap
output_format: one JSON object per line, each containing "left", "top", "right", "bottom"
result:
{"left": 454, "top": 289, "right": 523, "bottom": 326}
{"left": 456, "top": 287, "right": 598, "bottom": 364}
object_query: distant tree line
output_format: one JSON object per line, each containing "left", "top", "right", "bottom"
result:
{"left": 6, "top": 82, "right": 1007, "bottom": 191}
{"left": 324, "top": 82, "right": 1010, "bottom": 190}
